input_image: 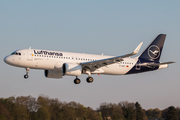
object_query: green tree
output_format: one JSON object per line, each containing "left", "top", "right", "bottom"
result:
{"left": 142, "top": 109, "right": 148, "bottom": 120}
{"left": 119, "top": 101, "right": 136, "bottom": 120}
{"left": 48, "top": 98, "right": 63, "bottom": 120}
{"left": 86, "top": 107, "right": 100, "bottom": 120}
{"left": 98, "top": 112, "right": 103, "bottom": 120}
{"left": 36, "top": 95, "right": 51, "bottom": 120}
{"left": 0, "top": 96, "right": 16, "bottom": 119}
{"left": 135, "top": 102, "right": 143, "bottom": 120}
{"left": 166, "top": 106, "right": 178, "bottom": 120}
{"left": 176, "top": 107, "right": 180, "bottom": 119}
{"left": 37, "top": 106, "right": 51, "bottom": 120}
{"left": 60, "top": 104, "right": 76, "bottom": 120}
{"left": 0, "top": 101, "right": 12, "bottom": 120}
{"left": 98, "top": 102, "right": 111, "bottom": 120}
{"left": 146, "top": 108, "right": 162, "bottom": 119}
{"left": 76, "top": 104, "right": 87, "bottom": 119}
{"left": 14, "top": 96, "right": 30, "bottom": 120}
{"left": 110, "top": 104, "right": 124, "bottom": 120}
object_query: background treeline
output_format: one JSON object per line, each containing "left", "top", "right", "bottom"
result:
{"left": 0, "top": 95, "right": 179, "bottom": 120}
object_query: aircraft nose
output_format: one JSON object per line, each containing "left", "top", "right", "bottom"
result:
{"left": 4, "top": 56, "right": 11, "bottom": 65}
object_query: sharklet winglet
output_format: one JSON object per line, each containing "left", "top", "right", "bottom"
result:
{"left": 132, "top": 42, "right": 143, "bottom": 55}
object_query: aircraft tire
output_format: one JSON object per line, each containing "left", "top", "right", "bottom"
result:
{"left": 74, "top": 78, "right": 81, "bottom": 84}
{"left": 86, "top": 77, "right": 93, "bottom": 83}
{"left": 24, "top": 74, "right": 29, "bottom": 79}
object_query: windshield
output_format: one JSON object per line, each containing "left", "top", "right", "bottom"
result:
{"left": 11, "top": 51, "right": 21, "bottom": 56}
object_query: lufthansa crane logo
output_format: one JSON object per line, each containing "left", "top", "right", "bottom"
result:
{"left": 148, "top": 45, "right": 160, "bottom": 59}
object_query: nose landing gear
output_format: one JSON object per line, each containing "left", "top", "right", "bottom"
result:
{"left": 24, "top": 68, "right": 30, "bottom": 79}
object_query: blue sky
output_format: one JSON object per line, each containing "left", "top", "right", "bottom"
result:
{"left": 0, "top": 1, "right": 179, "bottom": 110}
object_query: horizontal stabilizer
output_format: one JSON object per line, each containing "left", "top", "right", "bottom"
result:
{"left": 139, "top": 61, "right": 175, "bottom": 67}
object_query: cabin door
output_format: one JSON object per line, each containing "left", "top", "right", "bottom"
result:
{"left": 27, "top": 49, "right": 33, "bottom": 61}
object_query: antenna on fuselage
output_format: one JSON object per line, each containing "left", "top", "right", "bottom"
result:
{"left": 29, "top": 47, "right": 31, "bottom": 49}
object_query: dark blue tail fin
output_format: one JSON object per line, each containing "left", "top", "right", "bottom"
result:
{"left": 139, "top": 34, "right": 166, "bottom": 62}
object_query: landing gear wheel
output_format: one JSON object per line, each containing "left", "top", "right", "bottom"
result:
{"left": 86, "top": 77, "right": 94, "bottom": 83}
{"left": 74, "top": 78, "right": 81, "bottom": 84}
{"left": 24, "top": 74, "right": 29, "bottom": 79}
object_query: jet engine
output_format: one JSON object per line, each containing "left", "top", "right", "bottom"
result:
{"left": 62, "top": 63, "right": 82, "bottom": 76}
{"left": 45, "top": 70, "right": 63, "bottom": 78}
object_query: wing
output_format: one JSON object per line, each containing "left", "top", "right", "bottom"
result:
{"left": 81, "top": 42, "right": 143, "bottom": 71}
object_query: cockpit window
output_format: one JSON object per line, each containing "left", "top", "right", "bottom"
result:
{"left": 11, "top": 52, "right": 21, "bottom": 56}
{"left": 11, "top": 52, "right": 16, "bottom": 55}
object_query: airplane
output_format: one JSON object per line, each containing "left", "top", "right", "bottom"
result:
{"left": 4, "top": 34, "right": 175, "bottom": 84}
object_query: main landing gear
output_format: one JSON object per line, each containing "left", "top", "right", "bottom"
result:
{"left": 74, "top": 76, "right": 94, "bottom": 84}
{"left": 24, "top": 68, "right": 30, "bottom": 79}
{"left": 74, "top": 71, "right": 94, "bottom": 84}
{"left": 86, "top": 70, "right": 94, "bottom": 83}
{"left": 74, "top": 77, "right": 81, "bottom": 84}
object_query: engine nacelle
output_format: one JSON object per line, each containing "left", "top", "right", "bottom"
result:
{"left": 62, "top": 63, "right": 82, "bottom": 76}
{"left": 45, "top": 70, "right": 63, "bottom": 78}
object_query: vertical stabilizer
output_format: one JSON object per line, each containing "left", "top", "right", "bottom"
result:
{"left": 139, "top": 34, "right": 166, "bottom": 62}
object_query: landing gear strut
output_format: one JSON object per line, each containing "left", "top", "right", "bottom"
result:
{"left": 24, "top": 68, "right": 30, "bottom": 79}
{"left": 86, "top": 70, "right": 94, "bottom": 83}
{"left": 74, "top": 77, "right": 81, "bottom": 84}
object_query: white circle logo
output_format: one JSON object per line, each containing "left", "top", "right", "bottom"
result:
{"left": 148, "top": 45, "right": 160, "bottom": 59}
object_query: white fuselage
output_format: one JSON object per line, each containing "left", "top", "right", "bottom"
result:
{"left": 4, "top": 49, "right": 138, "bottom": 75}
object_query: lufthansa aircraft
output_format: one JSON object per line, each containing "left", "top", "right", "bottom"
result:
{"left": 4, "top": 34, "right": 175, "bottom": 84}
